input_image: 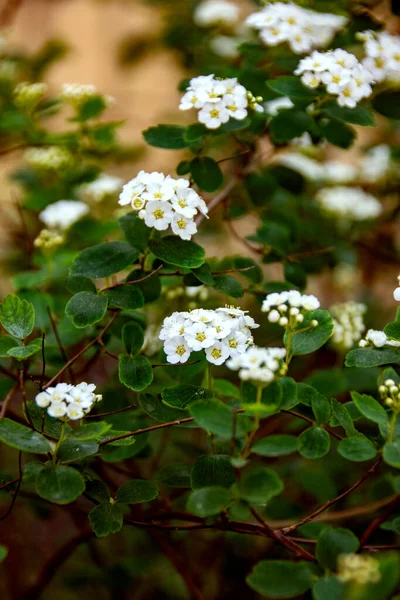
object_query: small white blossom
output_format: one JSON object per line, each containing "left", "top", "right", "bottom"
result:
{"left": 315, "top": 186, "right": 382, "bottom": 226}
{"left": 39, "top": 200, "right": 89, "bottom": 231}
{"left": 359, "top": 329, "right": 400, "bottom": 349}
{"left": 360, "top": 30, "right": 400, "bottom": 83}
{"left": 194, "top": 0, "right": 239, "bottom": 27}
{"left": 35, "top": 382, "right": 102, "bottom": 420}
{"left": 330, "top": 302, "right": 366, "bottom": 350}
{"left": 262, "top": 290, "right": 320, "bottom": 329}
{"left": 227, "top": 346, "right": 286, "bottom": 383}
{"left": 77, "top": 174, "right": 123, "bottom": 203}
{"left": 337, "top": 554, "right": 380, "bottom": 585}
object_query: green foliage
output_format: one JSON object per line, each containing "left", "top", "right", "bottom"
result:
{"left": 252, "top": 434, "right": 297, "bottom": 457}
{"left": 190, "top": 156, "right": 223, "bottom": 192}
{"left": 89, "top": 502, "right": 123, "bottom": 537}
{"left": 118, "top": 355, "right": 153, "bottom": 391}
{"left": 287, "top": 310, "right": 333, "bottom": 356}
{"left": 122, "top": 321, "right": 144, "bottom": 355}
{"left": 239, "top": 467, "right": 284, "bottom": 505}
{"left": 70, "top": 241, "right": 137, "bottom": 278}
{"left": 189, "top": 399, "right": 251, "bottom": 437}
{"left": 115, "top": 479, "right": 159, "bottom": 503}
{"left": 0, "top": 295, "right": 35, "bottom": 339}
{"left": 190, "top": 455, "right": 236, "bottom": 489}
{"left": 383, "top": 441, "right": 400, "bottom": 468}
{"left": 346, "top": 348, "right": 400, "bottom": 368}
{"left": 0, "top": 419, "right": 52, "bottom": 454}
{"left": 373, "top": 91, "right": 400, "bottom": 119}
{"left": 338, "top": 435, "right": 377, "bottom": 461}
{"left": 65, "top": 291, "right": 108, "bottom": 328}
{"left": 247, "top": 560, "right": 314, "bottom": 598}
{"left": 142, "top": 124, "right": 189, "bottom": 149}
{"left": 36, "top": 465, "right": 86, "bottom": 504}
{"left": 149, "top": 236, "right": 205, "bottom": 268}
{"left": 351, "top": 392, "right": 389, "bottom": 426}
{"left": 297, "top": 427, "right": 330, "bottom": 459}
{"left": 162, "top": 385, "right": 213, "bottom": 409}
{"left": 316, "top": 527, "right": 359, "bottom": 570}
{"left": 186, "top": 486, "right": 231, "bottom": 517}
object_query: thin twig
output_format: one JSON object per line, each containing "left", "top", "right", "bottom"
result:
{"left": 0, "top": 383, "right": 18, "bottom": 418}
{"left": 46, "top": 307, "right": 75, "bottom": 384}
{"left": 0, "top": 452, "right": 22, "bottom": 521}
{"left": 195, "top": 176, "right": 240, "bottom": 226}
{"left": 20, "top": 368, "right": 34, "bottom": 428}
{"left": 283, "top": 409, "right": 343, "bottom": 441}
{"left": 102, "top": 264, "right": 164, "bottom": 291}
{"left": 86, "top": 404, "right": 137, "bottom": 419}
{"left": 99, "top": 416, "right": 195, "bottom": 446}
{"left": 281, "top": 458, "right": 383, "bottom": 535}
{"left": 360, "top": 493, "right": 400, "bottom": 546}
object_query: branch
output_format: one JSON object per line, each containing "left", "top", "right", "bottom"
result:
{"left": 281, "top": 458, "right": 382, "bottom": 535}
{"left": 195, "top": 176, "right": 240, "bottom": 226}
{"left": 283, "top": 409, "right": 343, "bottom": 441}
{"left": 99, "top": 416, "right": 195, "bottom": 446}
{"left": 360, "top": 493, "right": 400, "bottom": 546}
{"left": 102, "top": 264, "right": 164, "bottom": 291}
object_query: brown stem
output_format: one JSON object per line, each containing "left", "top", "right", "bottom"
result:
{"left": 283, "top": 409, "right": 343, "bottom": 441}
{"left": 102, "top": 264, "right": 164, "bottom": 291}
{"left": 281, "top": 458, "right": 382, "bottom": 535}
{"left": 0, "top": 383, "right": 18, "bottom": 418}
{"left": 99, "top": 416, "right": 195, "bottom": 446}
{"left": 195, "top": 176, "right": 240, "bottom": 226}
{"left": 44, "top": 313, "right": 119, "bottom": 389}
{"left": 360, "top": 493, "right": 400, "bottom": 546}
{"left": 85, "top": 404, "right": 137, "bottom": 419}
{"left": 46, "top": 307, "right": 75, "bottom": 384}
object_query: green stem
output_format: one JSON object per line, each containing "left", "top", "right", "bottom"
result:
{"left": 389, "top": 410, "right": 398, "bottom": 443}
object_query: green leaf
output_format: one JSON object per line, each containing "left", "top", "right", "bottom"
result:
{"left": 345, "top": 347, "right": 400, "bottom": 368}
{"left": 143, "top": 124, "right": 189, "bottom": 149}
{"left": 311, "top": 392, "right": 331, "bottom": 426}
{"left": 297, "top": 427, "right": 330, "bottom": 459}
{"left": 138, "top": 393, "right": 196, "bottom": 426}
{"left": 65, "top": 291, "right": 108, "bottom": 328}
{"left": 248, "top": 222, "right": 291, "bottom": 256}
{"left": 322, "top": 120, "right": 356, "bottom": 148}
{"left": 75, "top": 95, "right": 107, "bottom": 121}
{"left": 384, "top": 321, "right": 400, "bottom": 341}
{"left": 232, "top": 256, "right": 262, "bottom": 283}
{"left": 322, "top": 102, "right": 375, "bottom": 126}
{"left": 0, "top": 336, "right": 18, "bottom": 357}
{"left": 68, "top": 421, "right": 111, "bottom": 440}
{"left": 351, "top": 392, "right": 389, "bottom": 426}
{"left": 240, "top": 467, "right": 284, "bottom": 505}
{"left": 191, "top": 263, "right": 215, "bottom": 286}
{"left": 316, "top": 527, "right": 359, "bottom": 570}
{"left": 104, "top": 285, "right": 144, "bottom": 310}
{"left": 0, "top": 545, "right": 8, "bottom": 563}
{"left": 186, "top": 486, "right": 231, "bottom": 517}
{"left": 191, "top": 455, "right": 236, "bottom": 489}
{"left": 119, "top": 355, "right": 153, "bottom": 392}
{"left": 119, "top": 212, "right": 150, "bottom": 253}
{"left": 156, "top": 463, "right": 191, "bottom": 488}
{"left": 162, "top": 385, "right": 214, "bottom": 410}
{"left": 338, "top": 435, "right": 377, "bottom": 462}
{"left": 383, "top": 440, "right": 400, "bottom": 468}
{"left": 115, "top": 479, "right": 158, "bottom": 504}
{"left": 184, "top": 122, "right": 208, "bottom": 142}
{"left": 122, "top": 321, "right": 144, "bottom": 355}
{"left": 190, "top": 157, "right": 223, "bottom": 192}
{"left": 312, "top": 576, "right": 344, "bottom": 600}
{"left": 330, "top": 398, "right": 355, "bottom": 436}
{"left": 212, "top": 379, "right": 240, "bottom": 399}
{"left": 88, "top": 502, "right": 123, "bottom": 537}
{"left": 71, "top": 241, "right": 138, "bottom": 279}
{"left": 267, "top": 76, "right": 317, "bottom": 103}
{"left": 373, "top": 91, "right": 400, "bottom": 119}
{"left": 67, "top": 274, "right": 97, "bottom": 294}
{"left": 7, "top": 338, "right": 42, "bottom": 360}
{"left": 23, "top": 462, "right": 45, "bottom": 483}
{"left": 252, "top": 434, "right": 297, "bottom": 457}
{"left": 270, "top": 109, "right": 316, "bottom": 143}
{"left": 149, "top": 236, "right": 205, "bottom": 269}
{"left": 57, "top": 438, "right": 99, "bottom": 462}
{"left": 189, "top": 399, "right": 251, "bottom": 437}
{"left": 36, "top": 465, "right": 85, "bottom": 504}
{"left": 288, "top": 310, "right": 333, "bottom": 356}
{"left": 0, "top": 418, "right": 52, "bottom": 453}
{"left": 279, "top": 377, "right": 298, "bottom": 409}
{"left": 212, "top": 274, "right": 243, "bottom": 298}
{"left": 0, "top": 295, "right": 35, "bottom": 339}
{"left": 247, "top": 560, "right": 314, "bottom": 599}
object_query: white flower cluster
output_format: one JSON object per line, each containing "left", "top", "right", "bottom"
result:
{"left": 276, "top": 153, "right": 357, "bottom": 184}
{"left": 34, "top": 229, "right": 64, "bottom": 249}
{"left": 360, "top": 30, "right": 400, "bottom": 83}
{"left": 194, "top": 0, "right": 239, "bottom": 27}
{"left": 227, "top": 346, "right": 286, "bottom": 383}
{"left": 379, "top": 378, "right": 400, "bottom": 410}
{"left": 337, "top": 554, "right": 380, "bottom": 585}
{"left": 315, "top": 186, "right": 382, "bottom": 225}
{"left": 295, "top": 49, "right": 374, "bottom": 107}
{"left": 35, "top": 382, "right": 102, "bottom": 420}
{"left": 77, "top": 173, "right": 123, "bottom": 204}
{"left": 262, "top": 290, "right": 320, "bottom": 328}
{"left": 159, "top": 306, "right": 259, "bottom": 366}
{"left": 246, "top": 2, "right": 347, "bottom": 55}
{"left": 359, "top": 329, "right": 400, "bottom": 349}
{"left": 24, "top": 146, "right": 74, "bottom": 171}
{"left": 179, "top": 74, "right": 263, "bottom": 130}
{"left": 394, "top": 275, "right": 400, "bottom": 302}
{"left": 119, "top": 171, "right": 207, "bottom": 240}
{"left": 39, "top": 200, "right": 89, "bottom": 231}
{"left": 330, "top": 302, "right": 366, "bottom": 350}
{"left": 359, "top": 145, "right": 391, "bottom": 183}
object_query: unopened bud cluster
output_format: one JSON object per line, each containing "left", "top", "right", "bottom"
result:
{"left": 61, "top": 82, "right": 114, "bottom": 108}
{"left": 227, "top": 346, "right": 287, "bottom": 383}
{"left": 164, "top": 284, "right": 209, "bottom": 308}
{"left": 330, "top": 302, "right": 366, "bottom": 350}
{"left": 35, "top": 382, "right": 102, "bottom": 420}
{"left": 378, "top": 379, "right": 400, "bottom": 410}
{"left": 337, "top": 553, "right": 380, "bottom": 585}
{"left": 13, "top": 81, "right": 48, "bottom": 109}
{"left": 24, "top": 146, "right": 74, "bottom": 172}
{"left": 34, "top": 229, "right": 64, "bottom": 249}
{"left": 262, "top": 290, "right": 320, "bottom": 329}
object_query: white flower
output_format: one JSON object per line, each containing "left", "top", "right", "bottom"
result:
{"left": 61, "top": 82, "right": 98, "bottom": 104}
{"left": 206, "top": 342, "right": 230, "bottom": 365}
{"left": 227, "top": 345, "right": 286, "bottom": 382}
{"left": 67, "top": 402, "right": 85, "bottom": 420}
{"left": 210, "top": 36, "right": 240, "bottom": 59}
{"left": 171, "top": 188, "right": 201, "bottom": 218}
{"left": 223, "top": 93, "right": 248, "bottom": 120}
{"left": 188, "top": 309, "right": 215, "bottom": 323}
{"left": 337, "top": 554, "right": 380, "bottom": 585}
{"left": 77, "top": 174, "right": 123, "bottom": 203}
{"left": 360, "top": 329, "right": 400, "bottom": 348}
{"left": 171, "top": 214, "right": 197, "bottom": 240}
{"left": 35, "top": 391, "right": 52, "bottom": 408}
{"left": 262, "top": 290, "right": 320, "bottom": 328}
{"left": 359, "top": 145, "right": 391, "bottom": 183}
{"left": 265, "top": 96, "right": 294, "bottom": 115}
{"left": 330, "top": 302, "right": 366, "bottom": 350}
{"left": 39, "top": 200, "right": 89, "bottom": 231}
{"left": 185, "top": 322, "right": 217, "bottom": 350}
{"left": 315, "top": 186, "right": 382, "bottom": 224}
{"left": 142, "top": 200, "right": 173, "bottom": 231}
{"left": 198, "top": 101, "right": 230, "bottom": 129}
{"left": 142, "top": 181, "right": 175, "bottom": 203}
{"left": 47, "top": 401, "right": 68, "bottom": 418}
{"left": 194, "top": 0, "right": 239, "bottom": 27}
{"left": 165, "top": 337, "right": 191, "bottom": 364}
{"left": 361, "top": 30, "right": 400, "bottom": 83}
{"left": 179, "top": 89, "right": 209, "bottom": 111}
{"left": 394, "top": 287, "right": 400, "bottom": 302}
{"left": 222, "top": 330, "right": 248, "bottom": 356}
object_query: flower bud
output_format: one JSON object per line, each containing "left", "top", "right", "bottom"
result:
{"left": 279, "top": 317, "right": 288, "bottom": 326}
